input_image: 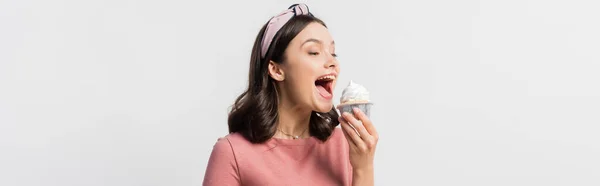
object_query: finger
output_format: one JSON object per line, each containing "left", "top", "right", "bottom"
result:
{"left": 353, "top": 108, "right": 379, "bottom": 139}
{"left": 338, "top": 117, "right": 357, "bottom": 147}
{"left": 339, "top": 115, "right": 347, "bottom": 123}
{"left": 339, "top": 114, "right": 359, "bottom": 136}
{"left": 341, "top": 112, "right": 362, "bottom": 137}
{"left": 339, "top": 116, "right": 365, "bottom": 149}
{"left": 342, "top": 111, "right": 373, "bottom": 141}
{"left": 338, "top": 118, "right": 358, "bottom": 148}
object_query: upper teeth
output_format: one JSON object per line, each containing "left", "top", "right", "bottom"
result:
{"left": 317, "top": 75, "right": 336, "bottom": 81}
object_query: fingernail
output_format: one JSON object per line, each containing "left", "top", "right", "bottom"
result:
{"left": 353, "top": 108, "right": 360, "bottom": 113}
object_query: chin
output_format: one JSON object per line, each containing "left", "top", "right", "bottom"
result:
{"left": 313, "top": 101, "right": 334, "bottom": 113}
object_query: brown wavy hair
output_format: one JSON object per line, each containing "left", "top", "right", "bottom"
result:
{"left": 227, "top": 14, "right": 340, "bottom": 143}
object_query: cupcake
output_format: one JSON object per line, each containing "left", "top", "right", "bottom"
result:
{"left": 336, "top": 80, "right": 373, "bottom": 117}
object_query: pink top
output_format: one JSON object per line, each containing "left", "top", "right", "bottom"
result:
{"left": 203, "top": 128, "right": 353, "bottom": 186}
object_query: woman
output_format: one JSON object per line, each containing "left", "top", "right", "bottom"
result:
{"left": 203, "top": 4, "right": 378, "bottom": 186}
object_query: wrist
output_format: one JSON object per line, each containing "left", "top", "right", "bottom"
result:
{"left": 352, "top": 165, "right": 374, "bottom": 186}
{"left": 353, "top": 163, "right": 374, "bottom": 171}
{"left": 353, "top": 165, "right": 374, "bottom": 175}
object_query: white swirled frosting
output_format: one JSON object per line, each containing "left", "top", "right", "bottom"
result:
{"left": 340, "top": 80, "right": 370, "bottom": 104}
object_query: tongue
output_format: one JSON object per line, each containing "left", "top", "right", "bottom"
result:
{"left": 316, "top": 85, "right": 332, "bottom": 98}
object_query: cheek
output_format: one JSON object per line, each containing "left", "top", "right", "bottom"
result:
{"left": 284, "top": 71, "right": 316, "bottom": 101}
{"left": 287, "top": 61, "right": 316, "bottom": 82}
{"left": 283, "top": 56, "right": 320, "bottom": 93}
{"left": 288, "top": 70, "right": 314, "bottom": 90}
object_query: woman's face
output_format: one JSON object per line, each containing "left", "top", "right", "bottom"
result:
{"left": 276, "top": 22, "right": 340, "bottom": 113}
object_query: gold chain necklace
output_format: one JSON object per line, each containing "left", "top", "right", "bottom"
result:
{"left": 278, "top": 127, "right": 308, "bottom": 139}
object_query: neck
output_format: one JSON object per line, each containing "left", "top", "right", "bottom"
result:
{"left": 275, "top": 93, "right": 312, "bottom": 139}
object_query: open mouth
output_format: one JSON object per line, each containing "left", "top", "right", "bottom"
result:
{"left": 315, "top": 74, "right": 335, "bottom": 99}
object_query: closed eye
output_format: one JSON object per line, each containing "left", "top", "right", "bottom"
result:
{"left": 332, "top": 53, "right": 338, "bottom": 57}
{"left": 309, "top": 52, "right": 320, "bottom": 56}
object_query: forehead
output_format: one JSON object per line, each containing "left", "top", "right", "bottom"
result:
{"left": 290, "top": 22, "right": 334, "bottom": 46}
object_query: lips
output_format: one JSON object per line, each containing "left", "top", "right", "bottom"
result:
{"left": 315, "top": 73, "right": 336, "bottom": 99}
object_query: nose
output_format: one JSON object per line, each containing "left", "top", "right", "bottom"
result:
{"left": 324, "top": 52, "right": 338, "bottom": 68}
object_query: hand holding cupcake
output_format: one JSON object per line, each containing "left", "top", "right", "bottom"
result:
{"left": 336, "top": 80, "right": 378, "bottom": 182}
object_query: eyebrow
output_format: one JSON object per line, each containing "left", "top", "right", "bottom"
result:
{"left": 301, "top": 38, "right": 335, "bottom": 48}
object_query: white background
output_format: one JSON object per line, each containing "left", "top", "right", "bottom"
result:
{"left": 1, "top": 0, "right": 599, "bottom": 185}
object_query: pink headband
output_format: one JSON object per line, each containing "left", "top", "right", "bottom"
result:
{"left": 261, "top": 4, "right": 311, "bottom": 58}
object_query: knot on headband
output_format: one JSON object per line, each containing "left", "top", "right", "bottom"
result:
{"left": 260, "top": 4, "right": 311, "bottom": 58}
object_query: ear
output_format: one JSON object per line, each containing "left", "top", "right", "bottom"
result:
{"left": 268, "top": 60, "right": 285, "bottom": 81}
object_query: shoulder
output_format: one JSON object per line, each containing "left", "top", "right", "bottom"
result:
{"left": 212, "top": 132, "right": 259, "bottom": 155}
{"left": 217, "top": 132, "right": 252, "bottom": 147}
{"left": 204, "top": 134, "right": 245, "bottom": 185}
{"left": 206, "top": 133, "right": 248, "bottom": 170}
{"left": 212, "top": 133, "right": 248, "bottom": 150}
{"left": 209, "top": 135, "right": 234, "bottom": 158}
